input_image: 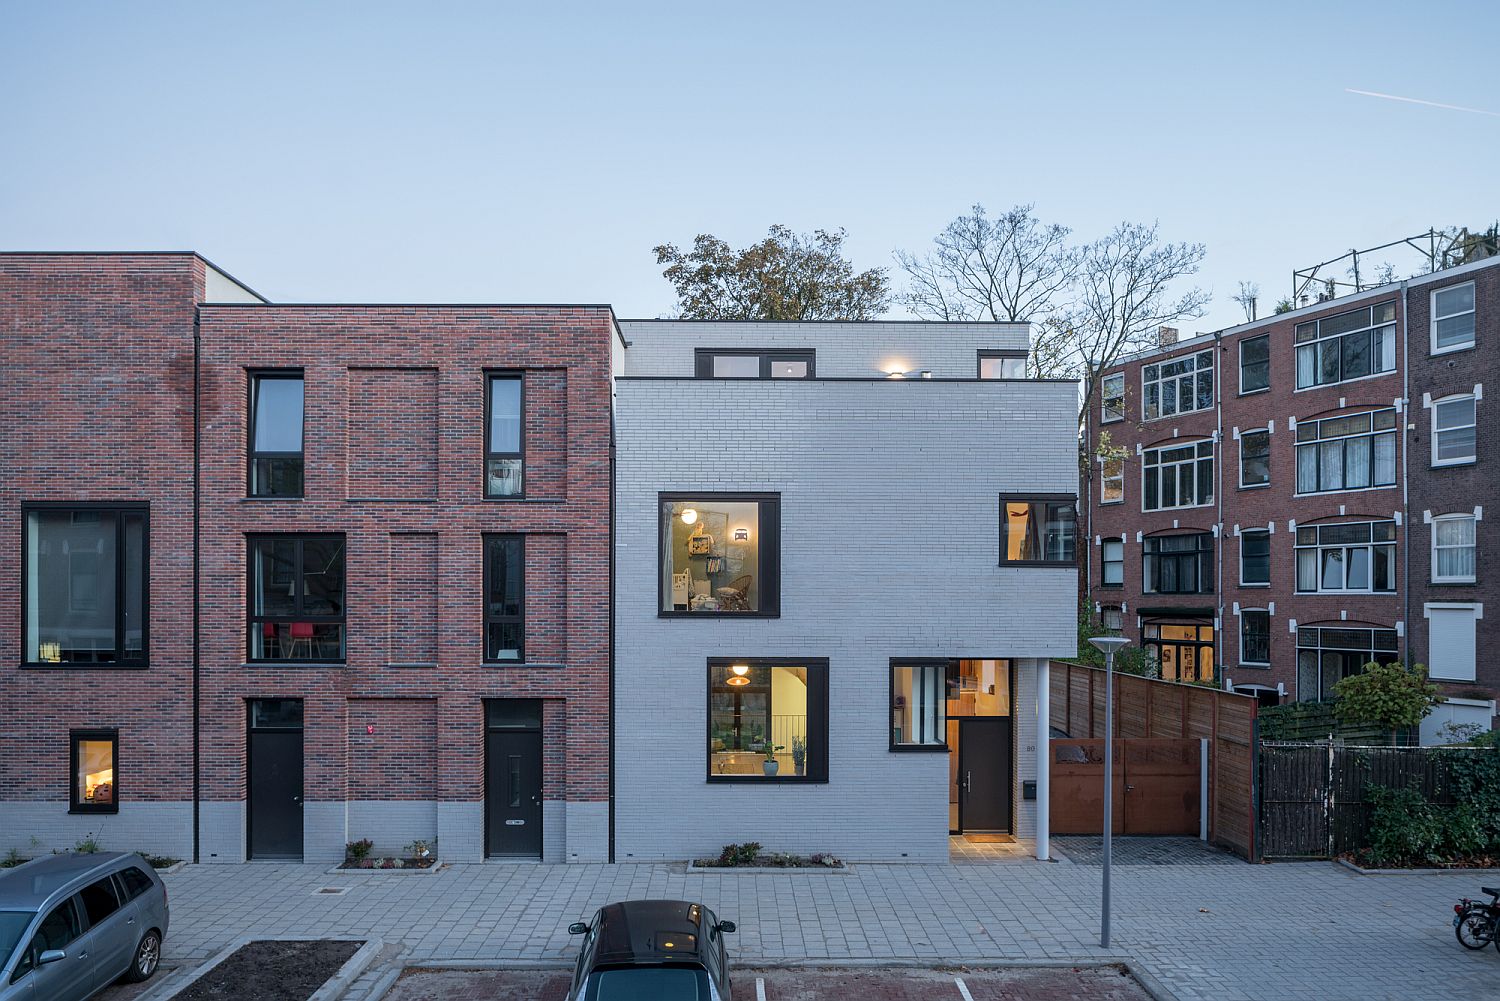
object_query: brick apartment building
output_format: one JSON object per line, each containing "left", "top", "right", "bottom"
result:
{"left": 1, "top": 253, "right": 616, "bottom": 862}
{"left": 1084, "top": 254, "right": 1499, "bottom": 740}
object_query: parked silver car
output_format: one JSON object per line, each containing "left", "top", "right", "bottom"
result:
{"left": 0, "top": 852, "right": 168, "bottom": 1000}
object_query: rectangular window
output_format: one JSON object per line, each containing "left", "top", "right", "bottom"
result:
{"left": 1294, "top": 408, "right": 1397, "bottom": 494}
{"left": 1142, "top": 349, "right": 1213, "bottom": 420}
{"left": 1101, "top": 372, "right": 1125, "bottom": 422}
{"left": 70, "top": 729, "right": 117, "bottom": 813}
{"left": 1433, "top": 395, "right": 1477, "bottom": 466}
{"left": 1432, "top": 514, "right": 1477, "bottom": 583}
{"left": 1142, "top": 621, "right": 1215, "bottom": 683}
{"left": 1101, "top": 606, "right": 1124, "bottom": 632}
{"left": 1426, "top": 605, "right": 1478, "bottom": 681}
{"left": 1296, "top": 626, "right": 1398, "bottom": 702}
{"left": 1101, "top": 539, "right": 1124, "bottom": 586}
{"left": 708, "top": 659, "right": 827, "bottom": 781}
{"left": 1432, "top": 282, "right": 1476, "bottom": 353}
{"left": 695, "top": 349, "right": 816, "bottom": 379}
{"left": 979, "top": 351, "right": 1027, "bottom": 379}
{"left": 485, "top": 374, "right": 524, "bottom": 497}
{"left": 1142, "top": 440, "right": 1213, "bottom": 510}
{"left": 999, "top": 497, "right": 1076, "bottom": 564}
{"left": 1294, "top": 521, "right": 1396, "bottom": 593}
{"left": 484, "top": 535, "right": 525, "bottom": 662}
{"left": 248, "top": 534, "right": 347, "bottom": 661}
{"left": 1240, "top": 529, "right": 1270, "bottom": 586}
{"left": 890, "top": 661, "right": 947, "bottom": 749}
{"left": 24, "top": 506, "right": 148, "bottom": 666}
{"left": 1294, "top": 302, "right": 1397, "bottom": 389}
{"left": 1100, "top": 455, "right": 1124, "bottom": 504}
{"left": 249, "top": 372, "right": 305, "bottom": 497}
{"left": 1143, "top": 534, "right": 1214, "bottom": 594}
{"left": 660, "top": 495, "right": 780, "bottom": 616}
{"left": 1239, "top": 334, "right": 1270, "bottom": 394}
{"left": 1240, "top": 610, "right": 1270, "bottom": 665}
{"left": 1239, "top": 429, "right": 1270, "bottom": 487}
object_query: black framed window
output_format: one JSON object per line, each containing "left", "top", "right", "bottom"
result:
{"left": 659, "top": 494, "right": 780, "bottom": 616}
{"left": 484, "top": 535, "right": 524, "bottom": 662}
{"left": 249, "top": 372, "right": 304, "bottom": 497}
{"left": 1240, "top": 529, "right": 1270, "bottom": 585}
{"left": 1294, "top": 408, "right": 1398, "bottom": 494}
{"left": 485, "top": 373, "right": 524, "bottom": 497}
{"left": 1101, "top": 538, "right": 1124, "bottom": 586}
{"left": 708, "top": 658, "right": 827, "bottom": 782}
{"left": 1100, "top": 372, "right": 1125, "bottom": 421}
{"left": 890, "top": 661, "right": 947, "bottom": 749}
{"left": 1295, "top": 302, "right": 1396, "bottom": 389}
{"left": 1143, "top": 533, "right": 1214, "bottom": 594}
{"left": 248, "top": 534, "right": 346, "bottom": 662}
{"left": 70, "top": 729, "right": 117, "bottom": 813}
{"left": 1294, "top": 521, "right": 1396, "bottom": 594}
{"left": 1143, "top": 621, "right": 1216, "bottom": 683}
{"left": 695, "top": 349, "right": 815, "bottom": 379}
{"left": 1143, "top": 440, "right": 1213, "bottom": 510}
{"left": 1240, "top": 610, "right": 1270, "bottom": 665}
{"left": 1101, "top": 606, "right": 1124, "bottom": 632}
{"left": 23, "top": 505, "right": 148, "bottom": 667}
{"left": 978, "top": 350, "right": 1027, "bottom": 379}
{"left": 1239, "top": 334, "right": 1270, "bottom": 394}
{"left": 1296, "top": 626, "right": 1398, "bottom": 702}
{"left": 999, "top": 496, "right": 1076, "bottom": 565}
{"left": 1239, "top": 429, "right": 1270, "bottom": 487}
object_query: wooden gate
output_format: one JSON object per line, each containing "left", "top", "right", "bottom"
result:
{"left": 1050, "top": 738, "right": 1203, "bottom": 835}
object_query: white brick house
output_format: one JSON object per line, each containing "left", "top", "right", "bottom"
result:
{"left": 612, "top": 320, "right": 1079, "bottom": 862}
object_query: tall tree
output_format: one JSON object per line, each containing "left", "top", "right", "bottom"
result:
{"left": 654, "top": 225, "right": 890, "bottom": 320}
{"left": 895, "top": 203, "right": 1079, "bottom": 377}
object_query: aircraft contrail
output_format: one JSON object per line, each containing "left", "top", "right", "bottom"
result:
{"left": 1346, "top": 88, "right": 1500, "bottom": 118}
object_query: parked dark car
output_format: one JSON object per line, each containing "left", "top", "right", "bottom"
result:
{"left": 0, "top": 852, "right": 168, "bottom": 1000}
{"left": 565, "top": 900, "right": 734, "bottom": 1000}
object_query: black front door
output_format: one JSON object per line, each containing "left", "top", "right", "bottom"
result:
{"left": 958, "top": 717, "right": 1013, "bottom": 832}
{"left": 247, "top": 699, "right": 304, "bottom": 860}
{"left": 486, "top": 729, "right": 543, "bottom": 857}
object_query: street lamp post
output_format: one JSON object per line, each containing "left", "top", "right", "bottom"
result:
{"left": 1087, "top": 634, "right": 1130, "bottom": 949}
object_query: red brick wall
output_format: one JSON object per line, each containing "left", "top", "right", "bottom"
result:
{"left": 346, "top": 698, "right": 437, "bottom": 801}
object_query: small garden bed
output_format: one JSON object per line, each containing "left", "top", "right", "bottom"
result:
{"left": 691, "top": 842, "right": 845, "bottom": 869}
{"left": 336, "top": 838, "right": 437, "bottom": 871}
{"left": 1340, "top": 850, "right": 1500, "bottom": 873}
{"left": 172, "top": 939, "right": 367, "bottom": 1001}
{"left": 336, "top": 856, "right": 438, "bottom": 870}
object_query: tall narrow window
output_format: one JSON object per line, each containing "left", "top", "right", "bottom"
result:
{"left": 248, "top": 534, "right": 346, "bottom": 662}
{"left": 484, "top": 535, "right": 525, "bottom": 662}
{"left": 890, "top": 661, "right": 947, "bottom": 749}
{"left": 485, "top": 374, "right": 524, "bottom": 497}
{"left": 70, "top": 729, "right": 117, "bottom": 813}
{"left": 1431, "top": 282, "right": 1475, "bottom": 353}
{"left": 1240, "top": 611, "right": 1270, "bottom": 665}
{"left": 1239, "top": 429, "right": 1270, "bottom": 487}
{"left": 249, "top": 372, "right": 304, "bottom": 497}
{"left": 24, "top": 506, "right": 148, "bottom": 666}
{"left": 1432, "top": 395, "right": 1477, "bottom": 466}
{"left": 1432, "top": 514, "right": 1477, "bottom": 583}
{"left": 1101, "top": 539, "right": 1124, "bottom": 586}
{"left": 1100, "top": 455, "right": 1124, "bottom": 504}
{"left": 709, "top": 659, "right": 828, "bottom": 781}
{"left": 1101, "top": 372, "right": 1125, "bottom": 421}
{"left": 1240, "top": 529, "right": 1270, "bottom": 586}
{"left": 999, "top": 497, "right": 1076, "bottom": 564}
{"left": 1239, "top": 334, "right": 1270, "bottom": 394}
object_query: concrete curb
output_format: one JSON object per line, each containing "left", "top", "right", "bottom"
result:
{"left": 310, "top": 938, "right": 386, "bottom": 1001}
{"left": 155, "top": 861, "right": 188, "bottom": 876}
{"left": 325, "top": 860, "right": 445, "bottom": 876}
{"left": 686, "top": 861, "right": 852, "bottom": 874}
{"left": 143, "top": 935, "right": 381, "bottom": 1001}
{"left": 1336, "top": 857, "right": 1500, "bottom": 876}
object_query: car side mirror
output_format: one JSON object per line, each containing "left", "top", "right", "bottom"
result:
{"left": 568, "top": 922, "right": 590, "bottom": 935}
{"left": 716, "top": 921, "right": 736, "bottom": 934}
{"left": 38, "top": 949, "right": 67, "bottom": 965}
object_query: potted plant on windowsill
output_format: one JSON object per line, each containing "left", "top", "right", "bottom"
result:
{"left": 791, "top": 737, "right": 806, "bottom": 776}
{"left": 759, "top": 741, "right": 784, "bottom": 776}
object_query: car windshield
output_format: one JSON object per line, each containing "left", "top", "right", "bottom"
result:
{"left": 583, "top": 966, "right": 713, "bottom": 1000}
{"left": 0, "top": 911, "right": 35, "bottom": 969}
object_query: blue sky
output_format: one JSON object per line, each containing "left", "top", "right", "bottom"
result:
{"left": 2, "top": 1, "right": 1495, "bottom": 332}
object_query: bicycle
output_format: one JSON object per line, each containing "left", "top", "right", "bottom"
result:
{"left": 1454, "top": 886, "right": 1500, "bottom": 951}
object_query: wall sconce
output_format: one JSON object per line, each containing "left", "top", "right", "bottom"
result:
{"left": 920, "top": 371, "right": 932, "bottom": 379}
{"left": 726, "top": 664, "right": 751, "bottom": 686}
{"left": 680, "top": 508, "right": 698, "bottom": 525}
{"left": 733, "top": 527, "right": 750, "bottom": 542}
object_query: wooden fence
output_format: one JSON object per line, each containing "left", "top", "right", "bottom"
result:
{"left": 1048, "top": 661, "right": 1259, "bottom": 860}
{"left": 1258, "top": 743, "right": 1482, "bottom": 859}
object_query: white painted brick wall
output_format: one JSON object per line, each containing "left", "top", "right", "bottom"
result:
{"left": 613, "top": 378, "right": 1078, "bottom": 861}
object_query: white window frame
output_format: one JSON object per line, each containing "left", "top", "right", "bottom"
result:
{"left": 1423, "top": 602, "right": 1481, "bottom": 682}
{"left": 1432, "top": 393, "right": 1477, "bottom": 467}
{"left": 1100, "top": 454, "right": 1124, "bottom": 505}
{"left": 1431, "top": 281, "right": 1476, "bottom": 355}
{"left": 1239, "top": 333, "right": 1270, "bottom": 395}
{"left": 1239, "top": 428, "right": 1270, "bottom": 488}
{"left": 1101, "top": 372, "right": 1124, "bottom": 423}
{"left": 1141, "top": 349, "right": 1213, "bottom": 421}
{"left": 1293, "top": 301, "right": 1397, "bottom": 391}
{"left": 1431, "top": 513, "right": 1477, "bottom": 584}
{"left": 1240, "top": 528, "right": 1271, "bottom": 587}
{"left": 1239, "top": 608, "right": 1271, "bottom": 667}
{"left": 1294, "top": 521, "right": 1397, "bottom": 594}
{"left": 1293, "top": 408, "right": 1398, "bottom": 495}
{"left": 1142, "top": 439, "right": 1214, "bottom": 512}
{"left": 1101, "top": 538, "right": 1124, "bottom": 586}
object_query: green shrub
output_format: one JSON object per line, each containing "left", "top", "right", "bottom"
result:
{"left": 1364, "top": 785, "right": 1443, "bottom": 865}
{"left": 345, "top": 838, "right": 374, "bottom": 862}
{"left": 715, "top": 842, "right": 763, "bottom": 866}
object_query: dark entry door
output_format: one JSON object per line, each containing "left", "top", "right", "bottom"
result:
{"left": 247, "top": 699, "right": 304, "bottom": 860}
{"left": 486, "top": 729, "right": 543, "bottom": 857}
{"left": 959, "top": 717, "right": 1013, "bottom": 832}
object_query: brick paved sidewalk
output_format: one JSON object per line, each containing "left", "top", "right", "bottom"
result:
{"left": 132, "top": 859, "right": 1496, "bottom": 1001}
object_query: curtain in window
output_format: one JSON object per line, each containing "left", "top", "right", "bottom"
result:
{"left": 1374, "top": 434, "right": 1396, "bottom": 485}
{"left": 1345, "top": 438, "right": 1371, "bottom": 488}
{"left": 1296, "top": 446, "right": 1317, "bottom": 493}
{"left": 1319, "top": 441, "right": 1344, "bottom": 490}
{"left": 1436, "top": 518, "right": 1477, "bottom": 578}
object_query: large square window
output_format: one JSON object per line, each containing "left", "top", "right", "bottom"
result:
{"left": 660, "top": 495, "right": 780, "bottom": 616}
{"left": 70, "top": 729, "right": 117, "bottom": 813}
{"left": 484, "top": 535, "right": 525, "bottom": 662}
{"left": 248, "top": 534, "right": 346, "bottom": 662}
{"left": 249, "top": 372, "right": 304, "bottom": 497}
{"left": 485, "top": 373, "right": 524, "bottom": 497}
{"left": 999, "top": 497, "right": 1076, "bottom": 564}
{"left": 24, "top": 506, "right": 148, "bottom": 666}
{"left": 708, "top": 659, "right": 827, "bottom": 781}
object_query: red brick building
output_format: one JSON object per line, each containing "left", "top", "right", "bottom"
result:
{"left": 1, "top": 254, "right": 616, "bottom": 862}
{"left": 1084, "top": 254, "right": 1499, "bottom": 740}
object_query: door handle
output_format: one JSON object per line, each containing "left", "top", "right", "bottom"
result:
{"left": 963, "top": 771, "right": 972, "bottom": 794}
{"left": 292, "top": 795, "right": 302, "bottom": 804}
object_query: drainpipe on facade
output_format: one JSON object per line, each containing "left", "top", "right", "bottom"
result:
{"left": 1035, "top": 659, "right": 1050, "bottom": 861}
{"left": 192, "top": 312, "right": 201, "bottom": 865}
{"left": 1400, "top": 282, "right": 1410, "bottom": 664}
{"left": 1215, "top": 334, "right": 1226, "bottom": 689}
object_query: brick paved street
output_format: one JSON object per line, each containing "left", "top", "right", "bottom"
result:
{"left": 103, "top": 859, "right": 1498, "bottom": 1001}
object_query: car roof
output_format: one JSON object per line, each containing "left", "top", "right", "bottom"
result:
{"left": 593, "top": 900, "right": 713, "bottom": 964}
{"left": 0, "top": 852, "right": 138, "bottom": 910}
